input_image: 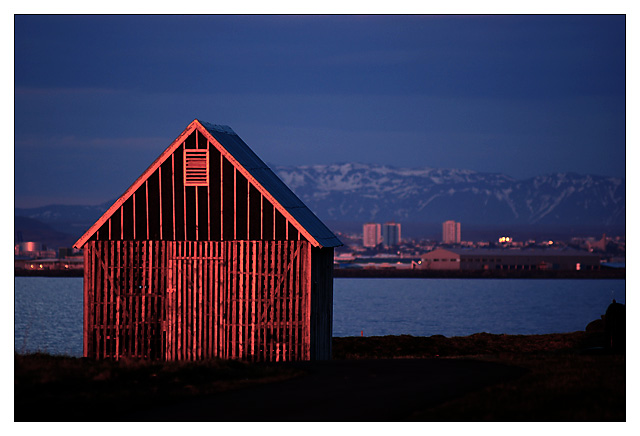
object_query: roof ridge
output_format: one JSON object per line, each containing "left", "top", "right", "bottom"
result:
{"left": 197, "top": 120, "right": 237, "bottom": 136}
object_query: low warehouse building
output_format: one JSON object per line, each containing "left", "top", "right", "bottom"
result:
{"left": 421, "top": 248, "right": 600, "bottom": 271}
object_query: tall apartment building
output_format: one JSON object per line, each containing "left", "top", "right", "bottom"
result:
{"left": 362, "top": 223, "right": 382, "bottom": 248}
{"left": 442, "top": 220, "right": 461, "bottom": 244}
{"left": 382, "top": 222, "right": 401, "bottom": 247}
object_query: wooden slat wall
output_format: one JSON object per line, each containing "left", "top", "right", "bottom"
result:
{"left": 84, "top": 240, "right": 312, "bottom": 362}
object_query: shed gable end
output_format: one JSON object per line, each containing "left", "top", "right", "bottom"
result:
{"left": 86, "top": 127, "right": 303, "bottom": 244}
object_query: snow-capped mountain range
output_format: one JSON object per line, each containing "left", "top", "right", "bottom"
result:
{"left": 15, "top": 163, "right": 625, "bottom": 244}
{"left": 273, "top": 163, "right": 625, "bottom": 229}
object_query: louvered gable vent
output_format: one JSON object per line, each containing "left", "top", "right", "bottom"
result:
{"left": 184, "top": 149, "right": 208, "bottom": 186}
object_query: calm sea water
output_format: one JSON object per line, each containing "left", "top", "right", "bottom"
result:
{"left": 14, "top": 277, "right": 625, "bottom": 356}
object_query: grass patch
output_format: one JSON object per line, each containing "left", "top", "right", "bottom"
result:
{"left": 14, "top": 353, "right": 303, "bottom": 421}
{"left": 333, "top": 332, "right": 624, "bottom": 421}
{"left": 411, "top": 353, "right": 625, "bottom": 421}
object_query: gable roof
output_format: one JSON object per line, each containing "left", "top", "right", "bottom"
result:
{"left": 74, "top": 119, "right": 341, "bottom": 248}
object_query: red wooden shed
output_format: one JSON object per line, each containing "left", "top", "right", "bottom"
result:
{"left": 74, "top": 119, "right": 341, "bottom": 362}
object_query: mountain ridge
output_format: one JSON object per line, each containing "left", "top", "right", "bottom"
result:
{"left": 15, "top": 164, "right": 625, "bottom": 242}
{"left": 273, "top": 163, "right": 624, "bottom": 231}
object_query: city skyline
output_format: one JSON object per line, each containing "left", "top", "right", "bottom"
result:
{"left": 14, "top": 14, "right": 626, "bottom": 209}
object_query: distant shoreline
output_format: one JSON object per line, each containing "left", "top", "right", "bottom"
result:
{"left": 15, "top": 268, "right": 625, "bottom": 279}
{"left": 333, "top": 268, "right": 625, "bottom": 279}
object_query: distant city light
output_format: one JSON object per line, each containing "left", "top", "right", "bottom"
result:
{"left": 498, "top": 236, "right": 512, "bottom": 243}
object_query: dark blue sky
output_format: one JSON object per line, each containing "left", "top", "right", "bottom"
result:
{"left": 14, "top": 15, "right": 626, "bottom": 208}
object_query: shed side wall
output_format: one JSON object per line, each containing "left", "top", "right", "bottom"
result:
{"left": 310, "top": 247, "right": 334, "bottom": 360}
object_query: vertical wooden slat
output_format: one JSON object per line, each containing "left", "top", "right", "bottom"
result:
{"left": 177, "top": 242, "right": 183, "bottom": 360}
{"left": 115, "top": 241, "right": 121, "bottom": 360}
{"left": 193, "top": 242, "right": 198, "bottom": 360}
{"left": 220, "top": 153, "right": 224, "bottom": 241}
{"left": 201, "top": 243, "right": 207, "bottom": 359}
{"left": 166, "top": 242, "right": 170, "bottom": 360}
{"left": 261, "top": 241, "right": 266, "bottom": 361}
{"left": 259, "top": 241, "right": 265, "bottom": 361}
{"left": 288, "top": 241, "right": 295, "bottom": 360}
{"left": 186, "top": 241, "right": 191, "bottom": 360}
{"left": 181, "top": 241, "right": 186, "bottom": 360}
{"left": 83, "top": 244, "right": 91, "bottom": 358}
{"left": 231, "top": 242, "right": 237, "bottom": 359}
{"left": 109, "top": 242, "right": 115, "bottom": 358}
{"left": 251, "top": 241, "right": 257, "bottom": 360}
{"left": 118, "top": 241, "right": 124, "bottom": 358}
{"left": 212, "top": 241, "right": 218, "bottom": 358}
{"left": 207, "top": 141, "right": 211, "bottom": 242}
{"left": 159, "top": 166, "right": 163, "bottom": 241}
{"left": 142, "top": 241, "right": 147, "bottom": 358}
{"left": 146, "top": 181, "right": 150, "bottom": 240}
{"left": 91, "top": 243, "right": 97, "bottom": 359}
{"left": 274, "top": 241, "right": 280, "bottom": 361}
{"left": 190, "top": 241, "right": 195, "bottom": 360}
{"left": 195, "top": 186, "right": 199, "bottom": 241}
{"left": 172, "top": 154, "right": 176, "bottom": 242}
{"left": 269, "top": 241, "right": 275, "bottom": 360}
{"left": 151, "top": 241, "right": 157, "bottom": 359}
{"left": 168, "top": 242, "right": 175, "bottom": 360}
{"left": 225, "top": 241, "right": 231, "bottom": 359}
{"left": 147, "top": 241, "right": 153, "bottom": 358}
{"left": 244, "top": 241, "right": 250, "bottom": 359}
{"left": 205, "top": 242, "right": 210, "bottom": 358}
{"left": 221, "top": 241, "right": 226, "bottom": 358}
{"left": 183, "top": 144, "right": 188, "bottom": 242}
{"left": 105, "top": 242, "right": 111, "bottom": 359}
{"left": 133, "top": 193, "right": 136, "bottom": 241}
{"left": 121, "top": 203, "right": 124, "bottom": 240}
{"left": 239, "top": 242, "right": 244, "bottom": 358}
{"left": 93, "top": 243, "right": 100, "bottom": 358}
{"left": 195, "top": 133, "right": 199, "bottom": 242}
{"left": 233, "top": 169, "right": 237, "bottom": 240}
{"left": 121, "top": 242, "right": 127, "bottom": 357}
{"left": 304, "top": 242, "right": 312, "bottom": 360}
{"left": 157, "top": 241, "right": 162, "bottom": 360}
{"left": 294, "top": 241, "right": 301, "bottom": 359}
{"left": 185, "top": 242, "right": 190, "bottom": 360}
{"left": 130, "top": 241, "right": 135, "bottom": 358}
{"left": 133, "top": 241, "right": 139, "bottom": 358}
{"left": 101, "top": 242, "right": 108, "bottom": 359}
{"left": 213, "top": 242, "right": 218, "bottom": 358}
{"left": 123, "top": 241, "right": 128, "bottom": 359}
{"left": 198, "top": 242, "right": 203, "bottom": 360}
{"left": 146, "top": 241, "right": 151, "bottom": 358}
{"left": 95, "top": 243, "right": 101, "bottom": 358}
